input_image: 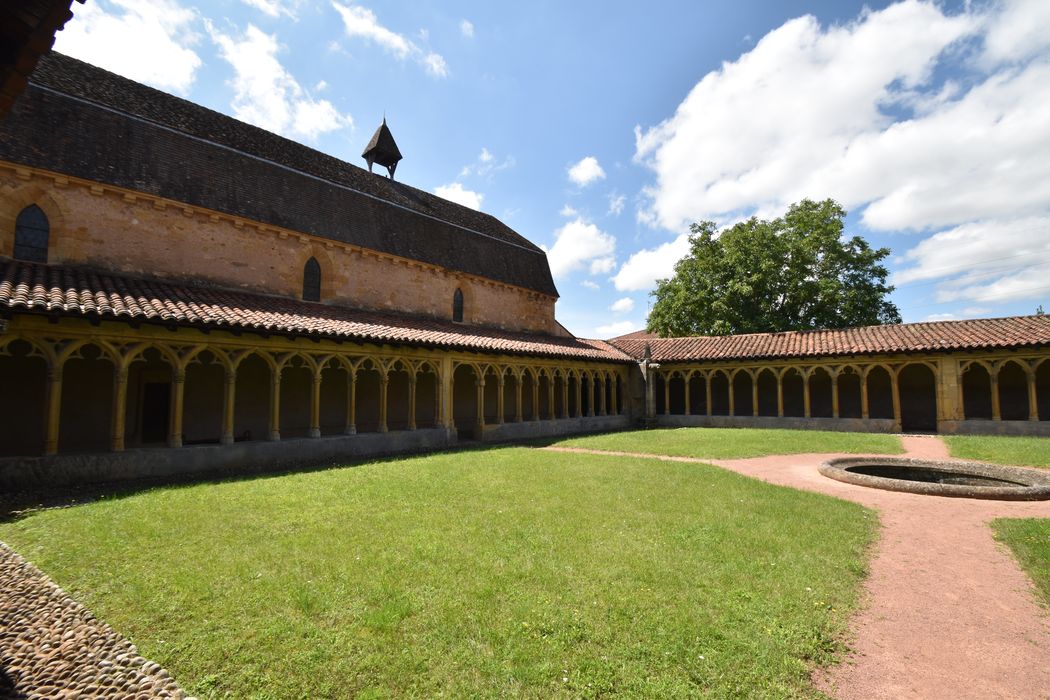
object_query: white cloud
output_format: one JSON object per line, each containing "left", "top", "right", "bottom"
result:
{"left": 595, "top": 321, "right": 639, "bottom": 338}
{"left": 241, "top": 0, "right": 298, "bottom": 19}
{"left": 608, "top": 193, "right": 626, "bottom": 217}
{"left": 634, "top": 1, "right": 980, "bottom": 231}
{"left": 208, "top": 22, "right": 351, "bottom": 140}
{"left": 434, "top": 183, "right": 483, "bottom": 210}
{"left": 982, "top": 0, "right": 1050, "bottom": 65}
{"left": 55, "top": 0, "right": 202, "bottom": 94}
{"left": 479, "top": 147, "right": 493, "bottom": 163}
{"left": 460, "top": 19, "right": 475, "bottom": 38}
{"left": 589, "top": 257, "right": 616, "bottom": 275}
{"left": 315, "top": 79, "right": 328, "bottom": 91}
{"left": 459, "top": 148, "right": 514, "bottom": 179}
{"left": 894, "top": 217, "right": 1050, "bottom": 305}
{"left": 567, "top": 156, "right": 606, "bottom": 187}
{"left": 545, "top": 218, "right": 617, "bottom": 278}
{"left": 559, "top": 204, "right": 579, "bottom": 218}
{"left": 612, "top": 233, "right": 691, "bottom": 292}
{"left": 331, "top": 2, "right": 448, "bottom": 77}
{"left": 610, "top": 297, "right": 635, "bottom": 314}
{"left": 925, "top": 313, "right": 956, "bottom": 321}
{"left": 581, "top": 280, "right": 600, "bottom": 290}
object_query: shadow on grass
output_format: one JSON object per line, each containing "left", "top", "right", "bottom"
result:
{"left": 0, "top": 440, "right": 518, "bottom": 525}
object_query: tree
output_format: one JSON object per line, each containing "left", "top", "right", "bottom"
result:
{"left": 646, "top": 199, "right": 901, "bottom": 337}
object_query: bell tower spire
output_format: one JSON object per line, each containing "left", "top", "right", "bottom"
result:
{"left": 361, "top": 117, "right": 403, "bottom": 179}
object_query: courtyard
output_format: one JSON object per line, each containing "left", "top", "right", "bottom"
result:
{"left": 1, "top": 427, "right": 1048, "bottom": 698}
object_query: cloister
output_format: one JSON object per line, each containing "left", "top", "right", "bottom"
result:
{"left": 649, "top": 354, "right": 1050, "bottom": 433}
{"left": 0, "top": 317, "right": 630, "bottom": 460}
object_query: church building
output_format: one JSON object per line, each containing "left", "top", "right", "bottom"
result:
{"left": 0, "top": 45, "right": 1047, "bottom": 488}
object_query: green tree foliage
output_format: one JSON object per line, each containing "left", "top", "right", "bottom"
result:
{"left": 647, "top": 199, "right": 901, "bottom": 337}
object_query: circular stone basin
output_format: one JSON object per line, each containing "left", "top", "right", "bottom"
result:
{"left": 819, "top": 457, "right": 1050, "bottom": 500}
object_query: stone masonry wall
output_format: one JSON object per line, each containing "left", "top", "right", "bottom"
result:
{"left": 0, "top": 166, "right": 562, "bottom": 335}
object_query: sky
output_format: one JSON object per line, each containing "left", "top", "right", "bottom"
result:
{"left": 53, "top": 0, "right": 1050, "bottom": 338}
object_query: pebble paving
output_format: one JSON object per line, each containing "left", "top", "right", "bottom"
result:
{"left": 0, "top": 542, "right": 192, "bottom": 700}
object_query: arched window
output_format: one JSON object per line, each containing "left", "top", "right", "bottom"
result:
{"left": 452, "top": 288, "right": 464, "bottom": 322}
{"left": 302, "top": 257, "right": 321, "bottom": 302}
{"left": 14, "top": 204, "right": 49, "bottom": 263}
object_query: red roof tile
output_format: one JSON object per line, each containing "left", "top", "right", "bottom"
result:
{"left": 610, "top": 316, "right": 1050, "bottom": 363}
{"left": 0, "top": 261, "right": 632, "bottom": 362}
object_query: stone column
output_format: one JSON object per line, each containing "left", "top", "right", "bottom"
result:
{"left": 346, "top": 371, "right": 357, "bottom": 434}
{"left": 222, "top": 367, "right": 236, "bottom": 444}
{"left": 515, "top": 375, "right": 523, "bottom": 422}
{"left": 309, "top": 370, "right": 322, "bottom": 438}
{"left": 561, "top": 377, "right": 569, "bottom": 419}
{"left": 1027, "top": 369, "right": 1039, "bottom": 421}
{"left": 268, "top": 367, "right": 282, "bottom": 441}
{"left": 751, "top": 377, "right": 759, "bottom": 418}
{"left": 890, "top": 371, "right": 902, "bottom": 430}
{"left": 532, "top": 376, "right": 540, "bottom": 421}
{"left": 860, "top": 371, "right": 870, "bottom": 419}
{"left": 831, "top": 374, "right": 840, "bottom": 419}
{"left": 776, "top": 373, "right": 784, "bottom": 418}
{"left": 441, "top": 357, "right": 454, "bottom": 431}
{"left": 433, "top": 374, "right": 442, "bottom": 428}
{"left": 169, "top": 368, "right": 186, "bottom": 447}
{"left": 111, "top": 366, "right": 129, "bottom": 452}
{"left": 575, "top": 375, "right": 583, "bottom": 418}
{"left": 587, "top": 375, "right": 595, "bottom": 417}
{"left": 705, "top": 375, "right": 712, "bottom": 417}
{"left": 728, "top": 377, "right": 736, "bottom": 417}
{"left": 496, "top": 375, "right": 505, "bottom": 424}
{"left": 663, "top": 375, "right": 670, "bottom": 416}
{"left": 802, "top": 372, "right": 811, "bottom": 419}
{"left": 44, "top": 364, "right": 63, "bottom": 456}
{"left": 475, "top": 377, "right": 486, "bottom": 436}
{"left": 378, "top": 374, "right": 389, "bottom": 433}
{"left": 407, "top": 374, "right": 418, "bottom": 431}
{"left": 990, "top": 370, "right": 1001, "bottom": 421}
{"left": 546, "top": 378, "right": 554, "bottom": 419}
{"left": 598, "top": 376, "right": 606, "bottom": 416}
{"left": 684, "top": 378, "right": 691, "bottom": 416}
{"left": 611, "top": 376, "right": 618, "bottom": 415}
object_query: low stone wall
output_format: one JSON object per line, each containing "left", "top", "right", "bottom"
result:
{"left": 480, "top": 414, "right": 632, "bottom": 442}
{"left": 938, "top": 419, "right": 1050, "bottom": 436}
{"left": 0, "top": 428, "right": 454, "bottom": 490}
{"left": 654, "top": 414, "right": 897, "bottom": 433}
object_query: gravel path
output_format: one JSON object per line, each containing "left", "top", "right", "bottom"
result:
{"left": 545, "top": 437, "right": 1050, "bottom": 700}
{"left": 0, "top": 542, "right": 192, "bottom": 700}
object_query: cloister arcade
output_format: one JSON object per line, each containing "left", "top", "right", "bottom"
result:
{"left": 0, "top": 319, "right": 630, "bottom": 459}
{"left": 651, "top": 354, "right": 1050, "bottom": 433}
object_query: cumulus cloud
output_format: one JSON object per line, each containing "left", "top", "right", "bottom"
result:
{"left": 621, "top": 0, "right": 1050, "bottom": 309}
{"left": 610, "top": 297, "right": 635, "bottom": 314}
{"left": 208, "top": 22, "right": 352, "bottom": 140}
{"left": 612, "top": 233, "right": 691, "bottom": 292}
{"left": 608, "top": 193, "right": 626, "bottom": 217}
{"left": 581, "top": 280, "right": 600, "bottom": 290}
{"left": 567, "top": 156, "right": 606, "bottom": 187}
{"left": 434, "top": 183, "right": 483, "bottom": 210}
{"left": 559, "top": 204, "right": 579, "bottom": 218}
{"left": 55, "top": 0, "right": 202, "bottom": 94}
{"left": 332, "top": 2, "right": 448, "bottom": 77}
{"left": 544, "top": 218, "right": 617, "bottom": 278}
{"left": 241, "top": 0, "right": 298, "bottom": 19}
{"left": 460, "top": 19, "right": 475, "bottom": 38}
{"left": 595, "top": 321, "right": 639, "bottom": 338}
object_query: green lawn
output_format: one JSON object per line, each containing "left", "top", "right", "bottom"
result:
{"left": 548, "top": 427, "right": 903, "bottom": 460}
{"left": 0, "top": 446, "right": 877, "bottom": 699}
{"left": 992, "top": 519, "right": 1050, "bottom": 606}
{"left": 945, "top": 435, "right": 1050, "bottom": 468}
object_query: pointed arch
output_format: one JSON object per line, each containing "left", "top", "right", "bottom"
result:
{"left": 452, "top": 288, "right": 464, "bottom": 322}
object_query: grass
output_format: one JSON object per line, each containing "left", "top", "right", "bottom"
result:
{"left": 0, "top": 445, "right": 877, "bottom": 699}
{"left": 945, "top": 435, "right": 1050, "bottom": 468}
{"left": 992, "top": 519, "right": 1050, "bottom": 606}
{"left": 547, "top": 427, "right": 903, "bottom": 460}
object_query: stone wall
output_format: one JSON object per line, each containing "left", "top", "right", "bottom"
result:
{"left": 0, "top": 165, "right": 562, "bottom": 335}
{"left": 655, "top": 414, "right": 898, "bottom": 433}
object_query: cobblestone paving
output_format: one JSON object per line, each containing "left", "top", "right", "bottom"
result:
{"left": 0, "top": 542, "right": 192, "bottom": 700}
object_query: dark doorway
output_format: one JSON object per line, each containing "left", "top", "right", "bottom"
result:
{"left": 899, "top": 364, "right": 937, "bottom": 433}
{"left": 142, "top": 382, "right": 171, "bottom": 443}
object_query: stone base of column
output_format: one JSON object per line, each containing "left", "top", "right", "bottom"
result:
{"left": 308, "top": 428, "right": 321, "bottom": 438}
{"left": 269, "top": 430, "right": 280, "bottom": 441}
{"left": 220, "top": 434, "right": 234, "bottom": 445}
{"left": 345, "top": 425, "right": 356, "bottom": 435}
{"left": 168, "top": 437, "right": 183, "bottom": 448}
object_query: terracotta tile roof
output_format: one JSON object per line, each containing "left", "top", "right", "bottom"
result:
{"left": 0, "top": 52, "right": 558, "bottom": 297}
{"left": 608, "top": 329, "right": 658, "bottom": 342}
{"left": 609, "top": 316, "right": 1050, "bottom": 363}
{"left": 0, "top": 261, "right": 631, "bottom": 363}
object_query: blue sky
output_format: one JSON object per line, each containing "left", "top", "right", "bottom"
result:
{"left": 55, "top": 0, "right": 1050, "bottom": 337}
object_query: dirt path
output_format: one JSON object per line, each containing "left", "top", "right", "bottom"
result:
{"left": 545, "top": 437, "right": 1050, "bottom": 700}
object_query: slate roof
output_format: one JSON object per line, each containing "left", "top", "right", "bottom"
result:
{"left": 610, "top": 316, "right": 1050, "bottom": 363}
{"left": 0, "top": 261, "right": 630, "bottom": 362}
{"left": 0, "top": 52, "right": 558, "bottom": 297}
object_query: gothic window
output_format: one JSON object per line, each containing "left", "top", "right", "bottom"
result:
{"left": 303, "top": 257, "right": 321, "bottom": 302}
{"left": 452, "top": 288, "right": 464, "bottom": 322}
{"left": 14, "top": 205, "right": 49, "bottom": 263}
